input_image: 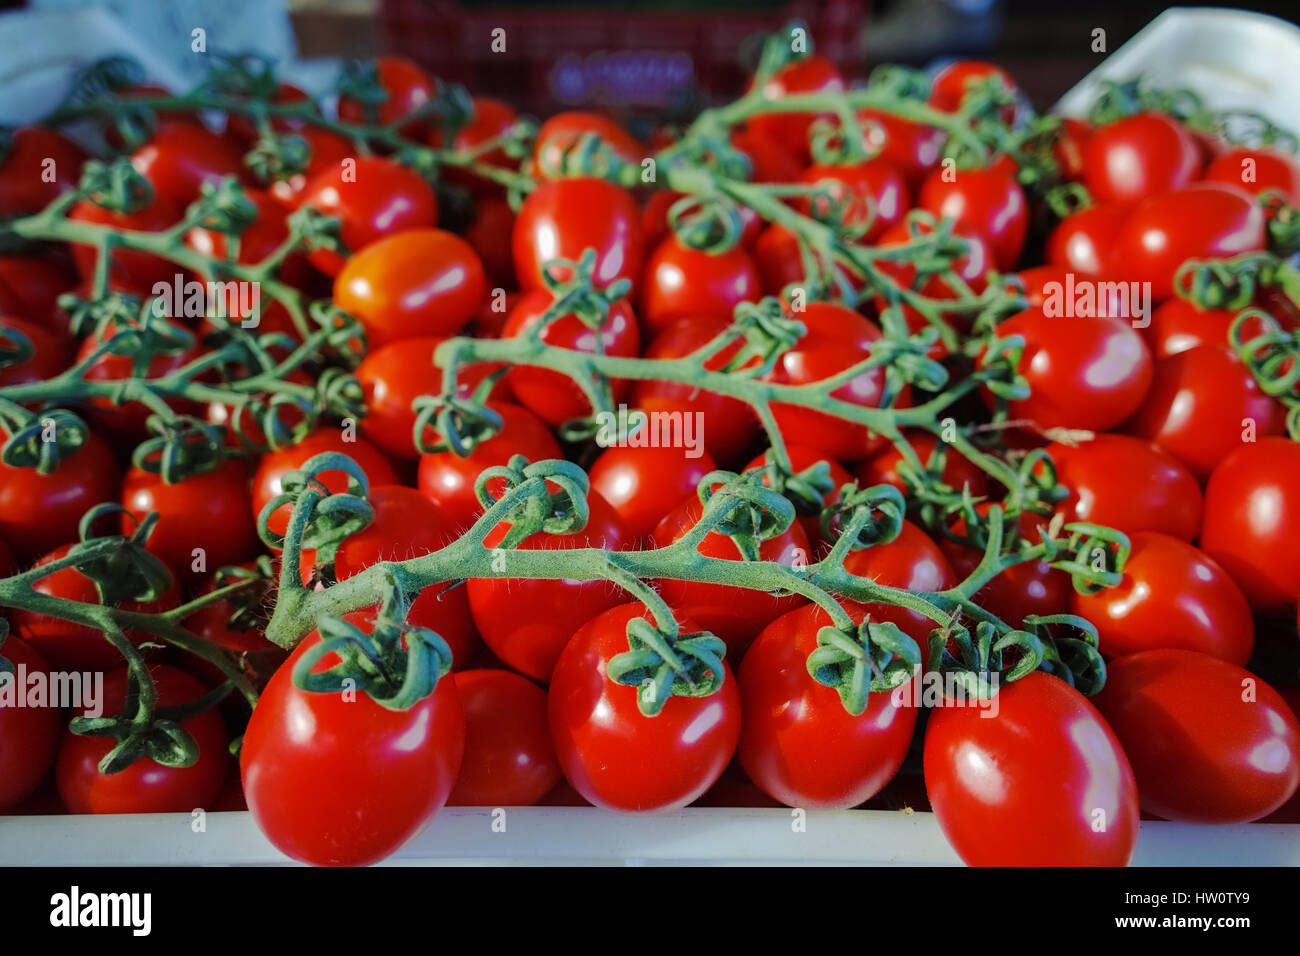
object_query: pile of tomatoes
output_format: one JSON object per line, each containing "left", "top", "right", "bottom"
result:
{"left": 1, "top": 42, "right": 1299, "bottom": 869}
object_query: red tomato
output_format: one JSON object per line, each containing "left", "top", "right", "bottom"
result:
{"left": 337, "top": 56, "right": 437, "bottom": 136}
{"left": 0, "top": 255, "right": 72, "bottom": 324}
{"left": 1051, "top": 117, "right": 1093, "bottom": 182}
{"left": 856, "top": 431, "right": 990, "bottom": 500}
{"left": 242, "top": 630, "right": 464, "bottom": 866}
{"left": 1095, "top": 650, "right": 1300, "bottom": 823}
{"left": 463, "top": 196, "right": 517, "bottom": 288}
{"left": 447, "top": 669, "right": 561, "bottom": 806}
{"left": 1141, "top": 297, "right": 1242, "bottom": 358}
{"left": 1073, "top": 532, "right": 1254, "bottom": 665}
{"left": 981, "top": 307, "right": 1152, "bottom": 432}
{"left": 744, "top": 444, "right": 853, "bottom": 554}
{"left": 1045, "top": 204, "right": 1127, "bottom": 276}
{"left": 186, "top": 188, "right": 309, "bottom": 285}
{"left": 68, "top": 195, "right": 184, "bottom": 289}
{"left": 0, "top": 637, "right": 61, "bottom": 810}
{"left": 738, "top": 602, "right": 917, "bottom": 809}
{"left": 918, "top": 165, "right": 1028, "bottom": 271}
{"left": 73, "top": 326, "right": 201, "bottom": 443}
{"left": 1043, "top": 433, "right": 1202, "bottom": 541}
{"left": 502, "top": 290, "right": 640, "bottom": 425}
{"left": 0, "top": 431, "right": 121, "bottom": 564}
{"left": 753, "top": 222, "right": 818, "bottom": 295}
{"left": 929, "top": 60, "right": 1017, "bottom": 115}
{"left": 334, "top": 228, "right": 485, "bottom": 347}
{"left": 798, "top": 159, "right": 909, "bottom": 244}
{"left": 1204, "top": 145, "right": 1300, "bottom": 205}
{"left": 0, "top": 127, "right": 86, "bottom": 217}
{"left": 224, "top": 82, "right": 312, "bottom": 146}
{"left": 531, "top": 111, "right": 642, "bottom": 180}
{"left": 858, "top": 107, "right": 946, "bottom": 188}
{"left": 764, "top": 302, "right": 900, "bottom": 461}
{"left": 730, "top": 126, "right": 805, "bottom": 183}
{"left": 925, "top": 671, "right": 1139, "bottom": 866}
{"left": 746, "top": 54, "right": 845, "bottom": 161}
{"left": 590, "top": 444, "right": 717, "bottom": 543}
{"left": 548, "top": 602, "right": 741, "bottom": 811}
{"left": 182, "top": 565, "right": 278, "bottom": 655}
{"left": 1083, "top": 113, "right": 1202, "bottom": 205}
{"left": 638, "top": 235, "right": 761, "bottom": 338}
{"left": 267, "top": 126, "right": 354, "bottom": 207}
{"left": 416, "top": 400, "right": 562, "bottom": 533}
{"left": 512, "top": 178, "right": 644, "bottom": 294}
{"left": 650, "top": 492, "right": 809, "bottom": 657}
{"left": 873, "top": 220, "right": 992, "bottom": 350}
{"left": 0, "top": 315, "right": 71, "bottom": 387}
{"left": 1108, "top": 183, "right": 1265, "bottom": 302}
{"left": 131, "top": 124, "right": 247, "bottom": 205}
{"left": 433, "top": 97, "right": 520, "bottom": 194}
{"left": 1125, "top": 343, "right": 1285, "bottom": 479}
{"left": 298, "top": 156, "right": 437, "bottom": 276}
{"left": 251, "top": 426, "right": 399, "bottom": 539}
{"left": 57, "top": 665, "right": 229, "bottom": 814}
{"left": 1200, "top": 437, "right": 1300, "bottom": 613}
{"left": 467, "top": 490, "right": 629, "bottom": 681}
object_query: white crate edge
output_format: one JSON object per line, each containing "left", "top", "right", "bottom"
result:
{"left": 1, "top": 808, "right": 1297, "bottom": 866}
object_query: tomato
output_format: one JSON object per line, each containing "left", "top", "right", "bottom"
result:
{"left": 531, "top": 111, "right": 642, "bottom": 180}
{"left": 0, "top": 637, "right": 61, "bottom": 811}
{"left": 251, "top": 426, "right": 399, "bottom": 539}
{"left": 131, "top": 124, "right": 247, "bottom": 205}
{"left": 1125, "top": 343, "right": 1285, "bottom": 479}
{"left": 856, "top": 431, "right": 990, "bottom": 500}
{"left": 918, "top": 165, "right": 1027, "bottom": 271}
{"left": 1045, "top": 204, "right": 1127, "bottom": 276}
{"left": 433, "top": 97, "right": 520, "bottom": 194}
{"left": 513, "top": 178, "right": 644, "bottom": 294}
{"left": 0, "top": 315, "right": 71, "bottom": 387}
{"left": 1095, "top": 650, "right": 1300, "bottom": 824}
{"left": 73, "top": 326, "right": 201, "bottom": 443}
{"left": 242, "top": 629, "right": 464, "bottom": 866}
{"left": 650, "top": 492, "right": 809, "bottom": 657}
{"left": 57, "top": 664, "right": 229, "bottom": 814}
{"left": 337, "top": 56, "right": 436, "bottom": 136}
{"left": 298, "top": 156, "right": 437, "bottom": 276}
{"left": 417, "top": 400, "right": 562, "bottom": 532}
{"left": 1083, "top": 113, "right": 1202, "bottom": 205}
{"left": 981, "top": 307, "right": 1152, "bottom": 432}
{"left": 467, "top": 490, "right": 629, "bottom": 681}
{"left": 1043, "top": 433, "right": 1202, "bottom": 541}
{"left": 182, "top": 565, "right": 278, "bottom": 655}
{"left": 798, "top": 159, "right": 909, "bottom": 244}
{"left": 447, "top": 669, "right": 561, "bottom": 806}
{"left": 746, "top": 54, "right": 845, "bottom": 161}
{"left": 267, "top": 127, "right": 354, "bottom": 207}
{"left": 590, "top": 444, "right": 717, "bottom": 543}
{"left": 753, "top": 223, "right": 819, "bottom": 295}
{"left": 1142, "top": 296, "right": 1242, "bottom": 359}
{"left": 1200, "top": 437, "right": 1300, "bottom": 613}
{"left": 1108, "top": 183, "right": 1266, "bottom": 302}
{"left": 225, "top": 82, "right": 311, "bottom": 146}
{"left": 744, "top": 444, "right": 853, "bottom": 553}
{"left": 929, "top": 60, "right": 1017, "bottom": 115}
{"left": 857, "top": 107, "right": 946, "bottom": 188}
{"left": 68, "top": 195, "right": 184, "bottom": 289}
{"left": 630, "top": 316, "right": 759, "bottom": 465}
{"left": 1072, "top": 532, "right": 1253, "bottom": 665}
{"left": 925, "top": 671, "right": 1139, "bottom": 866}
{"left": 0, "top": 431, "right": 121, "bottom": 564}
{"left": 548, "top": 602, "right": 741, "bottom": 811}
{"left": 186, "top": 188, "right": 309, "bottom": 284}
{"left": 1204, "top": 145, "right": 1300, "bottom": 205}
{"left": 738, "top": 602, "right": 917, "bottom": 808}
{"left": 1051, "top": 117, "right": 1092, "bottom": 182}
{"left": 764, "top": 302, "right": 900, "bottom": 461}
{"left": 730, "top": 126, "right": 805, "bottom": 183}
{"left": 502, "top": 289, "right": 640, "bottom": 425}
{"left": 638, "top": 235, "right": 761, "bottom": 338}
{"left": 0, "top": 256, "right": 72, "bottom": 324}
{"left": 463, "top": 196, "right": 517, "bottom": 288}
{"left": 0, "top": 127, "right": 86, "bottom": 218}
{"left": 334, "top": 228, "right": 485, "bottom": 347}
{"left": 873, "top": 220, "right": 991, "bottom": 350}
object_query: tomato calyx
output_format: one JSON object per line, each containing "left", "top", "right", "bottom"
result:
{"left": 78, "top": 157, "right": 156, "bottom": 214}
{"left": 822, "top": 482, "right": 907, "bottom": 552}
{"left": 474, "top": 454, "right": 593, "bottom": 548}
{"left": 929, "top": 618, "right": 1040, "bottom": 702}
{"left": 808, "top": 616, "right": 919, "bottom": 716}
{"left": 747, "top": 450, "right": 838, "bottom": 518}
{"left": 1021, "top": 613, "right": 1105, "bottom": 695}
{"left": 256, "top": 450, "right": 376, "bottom": 557}
{"left": 1228, "top": 307, "right": 1300, "bottom": 439}
{"left": 697, "top": 469, "right": 797, "bottom": 562}
{"left": 70, "top": 503, "right": 175, "bottom": 608}
{"left": 606, "top": 615, "right": 729, "bottom": 717}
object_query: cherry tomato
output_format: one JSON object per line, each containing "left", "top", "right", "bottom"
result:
{"left": 590, "top": 444, "right": 717, "bottom": 543}
{"left": 241, "top": 630, "right": 464, "bottom": 865}
{"left": 918, "top": 165, "right": 1028, "bottom": 271}
{"left": 738, "top": 602, "right": 917, "bottom": 809}
{"left": 513, "top": 177, "right": 644, "bottom": 294}
{"left": 1045, "top": 203, "right": 1127, "bottom": 276}
{"left": 798, "top": 159, "right": 909, "bottom": 244}
{"left": 0, "top": 127, "right": 86, "bottom": 217}
{"left": 873, "top": 220, "right": 991, "bottom": 350}
{"left": 857, "top": 431, "right": 990, "bottom": 500}
{"left": 746, "top": 54, "right": 845, "bottom": 161}
{"left": 730, "top": 126, "right": 805, "bottom": 183}
{"left": 73, "top": 325, "right": 201, "bottom": 443}
{"left": 531, "top": 112, "right": 642, "bottom": 180}
{"left": 1204, "top": 145, "right": 1300, "bottom": 205}
{"left": 638, "top": 235, "right": 761, "bottom": 338}
{"left": 57, "top": 665, "right": 229, "bottom": 814}
{"left": 548, "top": 602, "right": 741, "bottom": 811}
{"left": 1083, "top": 112, "right": 1202, "bottom": 205}
{"left": 447, "top": 669, "right": 561, "bottom": 806}
{"left": 334, "top": 228, "right": 486, "bottom": 347}
{"left": 0, "top": 255, "right": 72, "bottom": 324}
{"left": 68, "top": 195, "right": 185, "bottom": 289}
{"left": 267, "top": 127, "right": 354, "bottom": 207}
{"left": 1095, "top": 650, "right": 1300, "bottom": 824}
{"left": 1200, "top": 436, "right": 1300, "bottom": 613}
{"left": 929, "top": 60, "right": 1017, "bottom": 116}
{"left": 0, "top": 315, "right": 71, "bottom": 387}
{"left": 186, "top": 188, "right": 310, "bottom": 286}
{"left": 744, "top": 444, "right": 853, "bottom": 554}
{"left": 0, "top": 637, "right": 61, "bottom": 810}
{"left": 857, "top": 107, "right": 946, "bottom": 188}
{"left": 925, "top": 671, "right": 1139, "bottom": 866}
{"left": 433, "top": 97, "right": 520, "bottom": 194}
{"left": 337, "top": 56, "right": 437, "bottom": 136}
{"left": 1141, "top": 296, "right": 1245, "bottom": 359}
{"left": 131, "top": 124, "right": 247, "bottom": 205}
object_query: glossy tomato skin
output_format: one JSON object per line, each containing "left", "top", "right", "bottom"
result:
{"left": 57, "top": 665, "right": 229, "bottom": 814}
{"left": 1073, "top": 532, "right": 1254, "bottom": 666}
{"left": 1045, "top": 204, "right": 1127, "bottom": 276}
{"left": 1094, "top": 650, "right": 1300, "bottom": 823}
{"left": 0, "top": 637, "right": 61, "bottom": 810}
{"left": 918, "top": 165, "right": 1027, "bottom": 271}
{"left": 590, "top": 444, "right": 717, "bottom": 543}
{"left": 467, "top": 491, "right": 629, "bottom": 681}
{"left": 1204, "top": 146, "right": 1300, "bottom": 204}
{"left": 299, "top": 156, "right": 438, "bottom": 276}
{"left": 0, "top": 315, "right": 71, "bottom": 387}
{"left": 464, "top": 196, "right": 517, "bottom": 287}
{"left": 502, "top": 290, "right": 639, "bottom": 425}
{"left": 738, "top": 603, "right": 917, "bottom": 809}
{"left": 638, "top": 235, "right": 761, "bottom": 338}
{"left": 925, "top": 671, "right": 1139, "bottom": 866}
{"left": 122, "top": 459, "right": 259, "bottom": 583}
{"left": 447, "top": 669, "right": 561, "bottom": 806}
{"left": 186, "top": 188, "right": 309, "bottom": 285}
{"left": 1083, "top": 113, "right": 1202, "bottom": 205}
{"left": 242, "top": 631, "right": 464, "bottom": 866}
{"left": 1200, "top": 437, "right": 1300, "bottom": 613}
{"left": 857, "top": 108, "right": 946, "bottom": 188}
{"left": 531, "top": 112, "right": 642, "bottom": 180}
{"left": 1141, "top": 297, "right": 1240, "bottom": 359}
{"left": 267, "top": 127, "right": 354, "bottom": 207}
{"left": 983, "top": 308, "right": 1152, "bottom": 432}
{"left": 0, "top": 127, "right": 86, "bottom": 217}
{"left": 548, "top": 603, "right": 741, "bottom": 811}
{"left": 798, "top": 159, "right": 909, "bottom": 244}
{"left": 1044, "top": 434, "right": 1202, "bottom": 541}
{"left": 0, "top": 432, "right": 121, "bottom": 564}
{"left": 764, "top": 302, "right": 900, "bottom": 461}
{"left": 131, "top": 124, "right": 246, "bottom": 204}
{"left": 746, "top": 54, "right": 844, "bottom": 161}
{"left": 417, "top": 400, "right": 561, "bottom": 533}
{"left": 929, "top": 60, "right": 1017, "bottom": 114}
{"left": 513, "top": 178, "right": 644, "bottom": 294}
{"left": 731, "top": 127, "right": 805, "bottom": 184}
{"left": 337, "top": 56, "right": 436, "bottom": 135}
{"left": 1125, "top": 343, "right": 1285, "bottom": 479}
{"left": 434, "top": 97, "right": 520, "bottom": 195}
{"left": 1109, "top": 183, "right": 1266, "bottom": 302}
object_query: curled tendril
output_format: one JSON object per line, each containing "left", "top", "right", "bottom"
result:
{"left": 932, "top": 618, "right": 1044, "bottom": 701}
{"left": 1174, "top": 252, "right": 1276, "bottom": 311}
{"left": 824, "top": 482, "right": 906, "bottom": 551}
{"left": 474, "top": 455, "right": 592, "bottom": 547}
{"left": 70, "top": 504, "right": 174, "bottom": 607}
{"left": 1051, "top": 522, "right": 1130, "bottom": 594}
{"left": 696, "top": 469, "right": 796, "bottom": 561}
{"left": 747, "top": 451, "right": 835, "bottom": 516}
{"left": 255, "top": 451, "right": 374, "bottom": 552}
{"left": 977, "top": 331, "right": 1030, "bottom": 403}
{"left": 535, "top": 129, "right": 632, "bottom": 182}
{"left": 807, "top": 618, "right": 920, "bottom": 716}
{"left": 607, "top": 616, "right": 728, "bottom": 717}
{"left": 131, "top": 415, "right": 227, "bottom": 484}
{"left": 57, "top": 289, "right": 143, "bottom": 339}
{"left": 1, "top": 409, "right": 90, "bottom": 475}
{"left": 288, "top": 204, "right": 345, "bottom": 254}
{"left": 77, "top": 158, "right": 155, "bottom": 214}
{"left": 537, "top": 247, "right": 632, "bottom": 329}
{"left": 666, "top": 193, "right": 746, "bottom": 253}
{"left": 1229, "top": 307, "right": 1300, "bottom": 438}
{"left": 413, "top": 393, "right": 503, "bottom": 456}
{"left": 724, "top": 297, "right": 805, "bottom": 376}
{"left": 1023, "top": 613, "right": 1106, "bottom": 696}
